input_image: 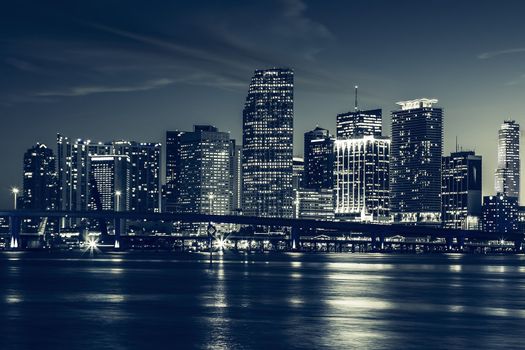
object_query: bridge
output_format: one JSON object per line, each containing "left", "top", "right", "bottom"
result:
{"left": 0, "top": 210, "right": 523, "bottom": 252}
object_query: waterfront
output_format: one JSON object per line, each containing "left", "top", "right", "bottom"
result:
{"left": 1, "top": 252, "right": 525, "bottom": 349}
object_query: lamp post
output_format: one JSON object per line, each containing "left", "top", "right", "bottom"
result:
{"left": 208, "top": 193, "right": 215, "bottom": 215}
{"left": 114, "top": 190, "right": 122, "bottom": 249}
{"left": 11, "top": 187, "right": 19, "bottom": 210}
{"left": 115, "top": 190, "right": 122, "bottom": 212}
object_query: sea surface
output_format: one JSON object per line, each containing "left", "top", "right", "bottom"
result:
{"left": 1, "top": 251, "right": 525, "bottom": 349}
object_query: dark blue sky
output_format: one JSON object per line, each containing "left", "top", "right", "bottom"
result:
{"left": 1, "top": 0, "right": 525, "bottom": 207}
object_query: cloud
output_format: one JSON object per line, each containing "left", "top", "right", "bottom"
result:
{"left": 35, "top": 78, "right": 174, "bottom": 97}
{"left": 5, "top": 57, "right": 42, "bottom": 73}
{"left": 478, "top": 47, "right": 525, "bottom": 59}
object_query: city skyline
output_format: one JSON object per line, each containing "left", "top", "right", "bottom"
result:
{"left": 2, "top": 0, "right": 525, "bottom": 208}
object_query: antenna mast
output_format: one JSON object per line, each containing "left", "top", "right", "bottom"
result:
{"left": 354, "top": 85, "right": 358, "bottom": 112}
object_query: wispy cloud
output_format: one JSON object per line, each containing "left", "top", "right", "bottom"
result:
{"left": 36, "top": 78, "right": 174, "bottom": 97}
{"left": 478, "top": 47, "right": 525, "bottom": 59}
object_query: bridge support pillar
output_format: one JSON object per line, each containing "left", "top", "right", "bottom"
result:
{"left": 9, "top": 216, "right": 21, "bottom": 249}
{"left": 114, "top": 217, "right": 122, "bottom": 249}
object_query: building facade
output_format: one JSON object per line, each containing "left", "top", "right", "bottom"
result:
{"left": 165, "top": 131, "right": 185, "bottom": 212}
{"left": 89, "top": 155, "right": 130, "bottom": 211}
{"left": 303, "top": 127, "right": 335, "bottom": 190}
{"left": 442, "top": 151, "right": 482, "bottom": 229}
{"left": 295, "top": 188, "right": 335, "bottom": 220}
{"left": 242, "top": 68, "right": 294, "bottom": 218}
{"left": 229, "top": 140, "right": 243, "bottom": 214}
{"left": 336, "top": 108, "right": 382, "bottom": 139}
{"left": 390, "top": 99, "right": 443, "bottom": 224}
{"left": 495, "top": 120, "right": 520, "bottom": 201}
{"left": 482, "top": 194, "right": 518, "bottom": 233}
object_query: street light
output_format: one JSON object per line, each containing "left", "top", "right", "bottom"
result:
{"left": 115, "top": 190, "right": 122, "bottom": 212}
{"left": 11, "top": 187, "right": 19, "bottom": 210}
{"left": 208, "top": 193, "right": 215, "bottom": 215}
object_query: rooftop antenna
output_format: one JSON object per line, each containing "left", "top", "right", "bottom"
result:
{"left": 354, "top": 85, "right": 359, "bottom": 112}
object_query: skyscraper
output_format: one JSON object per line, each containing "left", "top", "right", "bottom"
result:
{"left": 89, "top": 155, "right": 130, "bottom": 211}
{"left": 303, "top": 127, "right": 335, "bottom": 190}
{"left": 22, "top": 144, "right": 58, "bottom": 232}
{"left": 442, "top": 151, "right": 482, "bottom": 229}
{"left": 229, "top": 140, "right": 242, "bottom": 214}
{"left": 178, "top": 125, "right": 231, "bottom": 216}
{"left": 495, "top": 120, "right": 520, "bottom": 201}
{"left": 482, "top": 194, "right": 518, "bottom": 233}
{"left": 334, "top": 102, "right": 390, "bottom": 222}
{"left": 390, "top": 98, "right": 443, "bottom": 224}
{"left": 165, "top": 131, "right": 185, "bottom": 212}
{"left": 242, "top": 68, "right": 294, "bottom": 218}
{"left": 113, "top": 141, "right": 161, "bottom": 212}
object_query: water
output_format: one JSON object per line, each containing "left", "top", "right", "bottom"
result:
{"left": 1, "top": 251, "right": 525, "bottom": 349}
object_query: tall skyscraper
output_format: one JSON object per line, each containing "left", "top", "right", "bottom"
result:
{"left": 442, "top": 151, "right": 482, "bottom": 229}
{"left": 178, "top": 125, "right": 231, "bottom": 216}
{"left": 22, "top": 144, "right": 58, "bottom": 232}
{"left": 89, "top": 155, "right": 130, "bottom": 211}
{"left": 242, "top": 68, "right": 294, "bottom": 218}
{"left": 334, "top": 100, "right": 390, "bottom": 222}
{"left": 495, "top": 120, "right": 520, "bottom": 201}
{"left": 482, "top": 194, "right": 518, "bottom": 233}
{"left": 165, "top": 131, "right": 185, "bottom": 212}
{"left": 303, "top": 127, "right": 335, "bottom": 190}
{"left": 113, "top": 141, "right": 161, "bottom": 212}
{"left": 390, "top": 98, "right": 443, "bottom": 224}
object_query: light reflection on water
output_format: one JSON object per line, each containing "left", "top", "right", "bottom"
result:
{"left": 1, "top": 252, "right": 525, "bottom": 349}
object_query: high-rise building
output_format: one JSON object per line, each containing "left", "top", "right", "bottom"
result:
{"left": 495, "top": 120, "right": 520, "bottom": 201}
{"left": 442, "top": 151, "right": 482, "bottom": 229}
{"left": 336, "top": 109, "right": 382, "bottom": 139}
{"left": 292, "top": 157, "right": 304, "bottom": 192}
{"left": 165, "top": 131, "right": 185, "bottom": 212}
{"left": 89, "top": 155, "right": 130, "bottom": 211}
{"left": 295, "top": 188, "right": 334, "bottom": 220}
{"left": 390, "top": 98, "right": 443, "bottom": 224}
{"left": 229, "top": 140, "right": 242, "bottom": 214}
{"left": 178, "top": 125, "right": 231, "bottom": 216}
{"left": 242, "top": 68, "right": 294, "bottom": 218}
{"left": 22, "top": 144, "right": 58, "bottom": 232}
{"left": 334, "top": 136, "right": 390, "bottom": 222}
{"left": 304, "top": 127, "right": 335, "bottom": 190}
{"left": 113, "top": 141, "right": 161, "bottom": 212}
{"left": 482, "top": 194, "right": 518, "bottom": 233}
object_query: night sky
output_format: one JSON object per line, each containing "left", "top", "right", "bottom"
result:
{"left": 1, "top": 0, "right": 525, "bottom": 208}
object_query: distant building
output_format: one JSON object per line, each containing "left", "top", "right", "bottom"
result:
{"left": 229, "top": 140, "right": 242, "bottom": 214}
{"left": 242, "top": 68, "right": 294, "bottom": 218}
{"left": 295, "top": 188, "right": 334, "bottom": 220}
{"left": 303, "top": 127, "right": 335, "bottom": 190}
{"left": 113, "top": 141, "right": 161, "bottom": 212}
{"left": 390, "top": 99, "right": 443, "bottom": 225}
{"left": 482, "top": 194, "right": 518, "bottom": 233}
{"left": 442, "top": 151, "right": 482, "bottom": 229}
{"left": 337, "top": 108, "right": 382, "bottom": 139}
{"left": 165, "top": 131, "right": 185, "bottom": 212}
{"left": 22, "top": 144, "right": 58, "bottom": 232}
{"left": 495, "top": 120, "right": 520, "bottom": 201}
{"left": 89, "top": 155, "right": 130, "bottom": 211}
{"left": 178, "top": 125, "right": 231, "bottom": 216}
{"left": 292, "top": 157, "right": 304, "bottom": 192}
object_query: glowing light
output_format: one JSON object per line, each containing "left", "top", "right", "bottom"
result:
{"left": 11, "top": 187, "right": 19, "bottom": 194}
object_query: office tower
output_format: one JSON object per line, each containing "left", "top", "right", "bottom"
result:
{"left": 165, "top": 131, "right": 185, "bottom": 213}
{"left": 89, "top": 155, "right": 130, "bottom": 211}
{"left": 390, "top": 98, "right": 443, "bottom": 224}
{"left": 113, "top": 141, "right": 161, "bottom": 212}
{"left": 334, "top": 136, "right": 390, "bottom": 222}
{"left": 295, "top": 188, "right": 334, "bottom": 220}
{"left": 22, "top": 144, "right": 58, "bottom": 232}
{"left": 242, "top": 68, "right": 294, "bottom": 218}
{"left": 178, "top": 125, "right": 231, "bottom": 215}
{"left": 57, "top": 134, "right": 112, "bottom": 214}
{"left": 303, "top": 127, "right": 335, "bottom": 190}
{"left": 495, "top": 120, "right": 520, "bottom": 201}
{"left": 337, "top": 109, "right": 382, "bottom": 139}
{"left": 292, "top": 157, "right": 304, "bottom": 192}
{"left": 442, "top": 151, "right": 482, "bottom": 229}
{"left": 229, "top": 140, "right": 242, "bottom": 214}
{"left": 482, "top": 194, "right": 518, "bottom": 233}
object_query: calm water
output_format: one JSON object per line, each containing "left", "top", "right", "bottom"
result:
{"left": 1, "top": 251, "right": 525, "bottom": 350}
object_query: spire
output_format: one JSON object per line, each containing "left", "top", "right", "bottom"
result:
{"left": 354, "top": 85, "right": 359, "bottom": 112}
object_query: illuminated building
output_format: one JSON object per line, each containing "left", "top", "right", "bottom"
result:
{"left": 89, "top": 155, "right": 130, "bottom": 211}
{"left": 442, "top": 151, "right": 482, "bottom": 229}
{"left": 229, "top": 140, "right": 243, "bottom": 214}
{"left": 295, "top": 188, "right": 334, "bottom": 220}
{"left": 165, "top": 131, "right": 185, "bottom": 212}
{"left": 304, "top": 127, "right": 335, "bottom": 190}
{"left": 337, "top": 108, "right": 382, "bottom": 138}
{"left": 390, "top": 98, "right": 443, "bottom": 225}
{"left": 482, "top": 194, "right": 518, "bottom": 233}
{"left": 22, "top": 143, "right": 58, "bottom": 232}
{"left": 495, "top": 120, "right": 520, "bottom": 201}
{"left": 292, "top": 157, "right": 304, "bottom": 192}
{"left": 178, "top": 125, "right": 231, "bottom": 216}
{"left": 112, "top": 141, "right": 161, "bottom": 212}
{"left": 242, "top": 68, "right": 294, "bottom": 218}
